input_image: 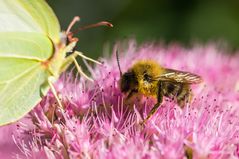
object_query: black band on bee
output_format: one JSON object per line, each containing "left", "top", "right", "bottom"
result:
{"left": 166, "top": 83, "right": 175, "bottom": 94}
{"left": 177, "top": 84, "right": 184, "bottom": 96}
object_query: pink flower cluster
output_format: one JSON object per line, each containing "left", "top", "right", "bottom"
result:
{"left": 1, "top": 41, "right": 239, "bottom": 159}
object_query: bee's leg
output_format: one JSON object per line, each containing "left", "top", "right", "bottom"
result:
{"left": 141, "top": 84, "right": 163, "bottom": 124}
{"left": 141, "top": 95, "right": 163, "bottom": 124}
{"left": 184, "top": 144, "right": 193, "bottom": 159}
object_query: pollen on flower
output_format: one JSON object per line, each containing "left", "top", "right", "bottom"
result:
{"left": 1, "top": 41, "right": 239, "bottom": 159}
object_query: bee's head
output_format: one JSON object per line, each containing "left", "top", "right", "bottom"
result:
{"left": 116, "top": 50, "right": 138, "bottom": 93}
{"left": 119, "top": 71, "right": 138, "bottom": 93}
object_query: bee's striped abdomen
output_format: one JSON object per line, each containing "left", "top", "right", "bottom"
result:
{"left": 177, "top": 84, "right": 191, "bottom": 107}
{"left": 161, "top": 82, "right": 191, "bottom": 107}
{"left": 162, "top": 82, "right": 181, "bottom": 97}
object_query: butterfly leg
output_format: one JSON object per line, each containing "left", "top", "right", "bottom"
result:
{"left": 61, "top": 51, "right": 101, "bottom": 81}
{"left": 141, "top": 82, "right": 163, "bottom": 125}
{"left": 74, "top": 51, "right": 101, "bottom": 65}
{"left": 72, "top": 56, "right": 94, "bottom": 81}
{"left": 48, "top": 77, "right": 64, "bottom": 109}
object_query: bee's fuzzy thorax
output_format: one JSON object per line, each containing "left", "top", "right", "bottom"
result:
{"left": 130, "top": 60, "right": 165, "bottom": 78}
{"left": 129, "top": 60, "right": 164, "bottom": 96}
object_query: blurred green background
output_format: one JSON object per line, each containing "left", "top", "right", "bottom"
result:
{"left": 49, "top": 0, "right": 239, "bottom": 58}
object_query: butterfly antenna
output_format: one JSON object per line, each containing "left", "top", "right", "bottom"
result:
{"left": 66, "top": 16, "right": 80, "bottom": 34}
{"left": 116, "top": 50, "right": 123, "bottom": 77}
{"left": 72, "top": 21, "right": 113, "bottom": 35}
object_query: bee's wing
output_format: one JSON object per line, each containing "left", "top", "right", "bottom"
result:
{"left": 155, "top": 68, "right": 202, "bottom": 84}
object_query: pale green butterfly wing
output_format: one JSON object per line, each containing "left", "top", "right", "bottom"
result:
{"left": 0, "top": 32, "right": 53, "bottom": 82}
{"left": 0, "top": 65, "right": 48, "bottom": 125}
{"left": 0, "top": 0, "right": 61, "bottom": 125}
{"left": 0, "top": 32, "right": 53, "bottom": 125}
{"left": 0, "top": 0, "right": 60, "bottom": 43}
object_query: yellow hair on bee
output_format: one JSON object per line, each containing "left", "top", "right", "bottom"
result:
{"left": 129, "top": 60, "right": 165, "bottom": 97}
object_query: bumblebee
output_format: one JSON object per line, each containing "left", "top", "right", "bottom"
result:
{"left": 117, "top": 55, "right": 202, "bottom": 124}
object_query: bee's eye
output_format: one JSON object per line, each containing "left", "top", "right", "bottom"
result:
{"left": 144, "top": 74, "right": 152, "bottom": 82}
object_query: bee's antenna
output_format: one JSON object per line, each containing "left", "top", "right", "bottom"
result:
{"left": 116, "top": 50, "right": 123, "bottom": 77}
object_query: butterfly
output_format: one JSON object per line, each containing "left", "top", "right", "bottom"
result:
{"left": 0, "top": 0, "right": 112, "bottom": 126}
